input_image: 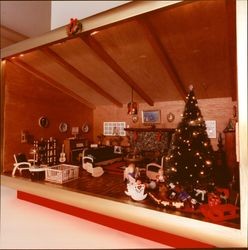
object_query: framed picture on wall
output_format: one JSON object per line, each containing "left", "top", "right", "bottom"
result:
{"left": 142, "top": 110, "right": 161, "bottom": 125}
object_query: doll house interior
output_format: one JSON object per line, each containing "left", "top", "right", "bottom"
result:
{"left": 1, "top": 0, "right": 247, "bottom": 248}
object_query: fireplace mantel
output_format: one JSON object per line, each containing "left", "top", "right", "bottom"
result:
{"left": 125, "top": 127, "right": 175, "bottom": 133}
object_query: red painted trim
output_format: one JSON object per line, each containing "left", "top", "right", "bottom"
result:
{"left": 17, "top": 190, "right": 214, "bottom": 248}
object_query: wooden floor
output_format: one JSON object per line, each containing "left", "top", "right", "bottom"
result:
{"left": 4, "top": 164, "right": 240, "bottom": 229}
{"left": 52, "top": 166, "right": 241, "bottom": 229}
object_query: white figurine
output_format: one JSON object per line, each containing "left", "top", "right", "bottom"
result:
{"left": 124, "top": 163, "right": 147, "bottom": 201}
{"left": 125, "top": 179, "right": 147, "bottom": 201}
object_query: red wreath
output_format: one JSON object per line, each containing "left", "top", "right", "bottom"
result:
{"left": 66, "top": 18, "right": 82, "bottom": 36}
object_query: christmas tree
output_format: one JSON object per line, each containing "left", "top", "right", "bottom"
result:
{"left": 166, "top": 85, "right": 215, "bottom": 190}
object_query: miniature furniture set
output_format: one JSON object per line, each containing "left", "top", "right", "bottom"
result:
{"left": 13, "top": 159, "right": 79, "bottom": 183}
{"left": 12, "top": 128, "right": 240, "bottom": 227}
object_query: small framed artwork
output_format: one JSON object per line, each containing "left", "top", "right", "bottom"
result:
{"left": 142, "top": 110, "right": 161, "bottom": 125}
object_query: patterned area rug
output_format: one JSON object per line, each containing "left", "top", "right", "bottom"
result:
{"left": 103, "top": 161, "right": 127, "bottom": 175}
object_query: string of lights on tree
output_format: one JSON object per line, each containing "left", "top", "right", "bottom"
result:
{"left": 166, "top": 85, "right": 215, "bottom": 189}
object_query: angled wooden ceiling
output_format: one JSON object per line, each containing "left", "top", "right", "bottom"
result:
{"left": 4, "top": 0, "right": 237, "bottom": 109}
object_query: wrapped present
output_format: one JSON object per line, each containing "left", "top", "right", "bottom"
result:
{"left": 208, "top": 193, "right": 221, "bottom": 206}
{"left": 178, "top": 191, "right": 191, "bottom": 202}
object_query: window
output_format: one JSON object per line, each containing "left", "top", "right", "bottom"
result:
{"left": 103, "top": 122, "right": 126, "bottom": 136}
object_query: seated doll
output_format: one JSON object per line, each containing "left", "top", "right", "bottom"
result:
{"left": 123, "top": 163, "right": 139, "bottom": 182}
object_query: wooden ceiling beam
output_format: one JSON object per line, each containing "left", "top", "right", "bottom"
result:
{"left": 40, "top": 47, "right": 123, "bottom": 108}
{"left": 9, "top": 58, "right": 95, "bottom": 109}
{"left": 137, "top": 17, "right": 187, "bottom": 100}
{"left": 81, "top": 35, "right": 154, "bottom": 106}
{"left": 2, "top": 1, "right": 180, "bottom": 59}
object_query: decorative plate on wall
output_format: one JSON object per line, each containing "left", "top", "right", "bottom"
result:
{"left": 59, "top": 122, "right": 68, "bottom": 133}
{"left": 38, "top": 116, "right": 49, "bottom": 128}
{"left": 132, "top": 115, "right": 138, "bottom": 123}
{"left": 167, "top": 112, "right": 175, "bottom": 123}
{"left": 82, "top": 123, "right": 90, "bottom": 133}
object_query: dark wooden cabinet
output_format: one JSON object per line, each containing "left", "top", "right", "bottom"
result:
{"left": 224, "top": 130, "right": 240, "bottom": 192}
{"left": 224, "top": 131, "right": 236, "bottom": 167}
{"left": 64, "top": 138, "right": 88, "bottom": 165}
{"left": 224, "top": 130, "right": 238, "bottom": 175}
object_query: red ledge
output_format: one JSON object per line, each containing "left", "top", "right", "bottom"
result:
{"left": 17, "top": 190, "right": 214, "bottom": 248}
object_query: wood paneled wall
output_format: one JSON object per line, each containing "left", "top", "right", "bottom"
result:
{"left": 94, "top": 98, "right": 237, "bottom": 150}
{"left": 3, "top": 61, "right": 93, "bottom": 172}
{"left": 2, "top": 60, "right": 237, "bottom": 172}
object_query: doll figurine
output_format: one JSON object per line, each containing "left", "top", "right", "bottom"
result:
{"left": 123, "top": 163, "right": 139, "bottom": 182}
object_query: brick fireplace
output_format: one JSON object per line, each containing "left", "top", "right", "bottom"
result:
{"left": 125, "top": 127, "right": 175, "bottom": 163}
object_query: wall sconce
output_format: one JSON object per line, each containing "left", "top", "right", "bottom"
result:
{"left": 127, "top": 88, "right": 138, "bottom": 115}
{"left": 21, "top": 130, "right": 28, "bottom": 143}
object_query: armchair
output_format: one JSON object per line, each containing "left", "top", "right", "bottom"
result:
{"left": 12, "top": 153, "right": 35, "bottom": 176}
{"left": 146, "top": 163, "right": 163, "bottom": 180}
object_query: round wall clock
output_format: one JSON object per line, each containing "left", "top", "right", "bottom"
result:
{"left": 82, "top": 123, "right": 90, "bottom": 133}
{"left": 59, "top": 122, "right": 68, "bottom": 133}
{"left": 38, "top": 116, "right": 49, "bottom": 128}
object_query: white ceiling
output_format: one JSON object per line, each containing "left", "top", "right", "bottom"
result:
{"left": 0, "top": 1, "right": 51, "bottom": 37}
{"left": 50, "top": 1, "right": 129, "bottom": 30}
{"left": 0, "top": 1, "right": 128, "bottom": 38}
